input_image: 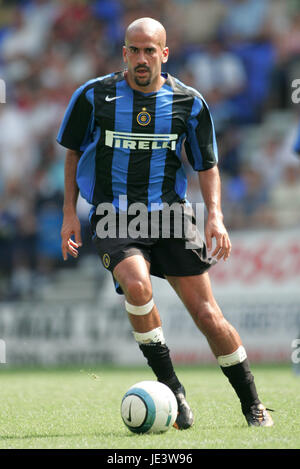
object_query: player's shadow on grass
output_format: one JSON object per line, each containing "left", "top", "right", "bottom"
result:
{"left": 0, "top": 423, "right": 246, "bottom": 443}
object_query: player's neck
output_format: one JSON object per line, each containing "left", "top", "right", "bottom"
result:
{"left": 124, "top": 71, "right": 166, "bottom": 93}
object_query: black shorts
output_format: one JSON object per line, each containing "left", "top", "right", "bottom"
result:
{"left": 90, "top": 202, "right": 215, "bottom": 294}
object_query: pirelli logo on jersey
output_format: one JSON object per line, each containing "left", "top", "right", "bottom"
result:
{"left": 105, "top": 130, "right": 178, "bottom": 151}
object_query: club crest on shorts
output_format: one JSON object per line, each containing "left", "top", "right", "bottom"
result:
{"left": 102, "top": 253, "right": 110, "bottom": 268}
{"left": 137, "top": 107, "right": 151, "bottom": 126}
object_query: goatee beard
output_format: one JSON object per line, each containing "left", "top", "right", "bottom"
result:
{"left": 134, "top": 77, "right": 151, "bottom": 87}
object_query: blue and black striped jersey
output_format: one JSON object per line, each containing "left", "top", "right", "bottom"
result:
{"left": 294, "top": 121, "right": 300, "bottom": 155}
{"left": 57, "top": 71, "right": 218, "bottom": 210}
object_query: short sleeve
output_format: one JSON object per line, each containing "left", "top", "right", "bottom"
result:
{"left": 184, "top": 96, "right": 218, "bottom": 171}
{"left": 56, "top": 85, "right": 94, "bottom": 152}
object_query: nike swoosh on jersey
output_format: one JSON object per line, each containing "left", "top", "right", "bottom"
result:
{"left": 105, "top": 95, "right": 124, "bottom": 102}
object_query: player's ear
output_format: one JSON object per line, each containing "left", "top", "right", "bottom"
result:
{"left": 162, "top": 47, "right": 169, "bottom": 64}
{"left": 123, "top": 45, "right": 128, "bottom": 63}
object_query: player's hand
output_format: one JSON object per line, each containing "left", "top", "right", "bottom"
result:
{"left": 61, "top": 213, "right": 82, "bottom": 261}
{"left": 205, "top": 211, "right": 231, "bottom": 261}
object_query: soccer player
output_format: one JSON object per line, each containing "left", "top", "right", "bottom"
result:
{"left": 57, "top": 18, "right": 273, "bottom": 428}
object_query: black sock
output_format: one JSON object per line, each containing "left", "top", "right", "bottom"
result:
{"left": 220, "top": 359, "right": 260, "bottom": 414}
{"left": 139, "top": 342, "right": 181, "bottom": 392}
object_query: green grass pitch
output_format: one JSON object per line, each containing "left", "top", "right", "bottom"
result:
{"left": 0, "top": 364, "right": 299, "bottom": 449}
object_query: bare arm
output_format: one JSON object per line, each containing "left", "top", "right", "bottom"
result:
{"left": 61, "top": 149, "right": 83, "bottom": 260}
{"left": 198, "top": 165, "right": 231, "bottom": 261}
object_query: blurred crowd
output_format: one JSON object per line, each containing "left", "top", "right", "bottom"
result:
{"left": 0, "top": 0, "right": 300, "bottom": 300}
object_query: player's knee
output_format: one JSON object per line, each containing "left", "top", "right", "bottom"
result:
{"left": 192, "top": 301, "right": 224, "bottom": 336}
{"left": 125, "top": 278, "right": 152, "bottom": 305}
